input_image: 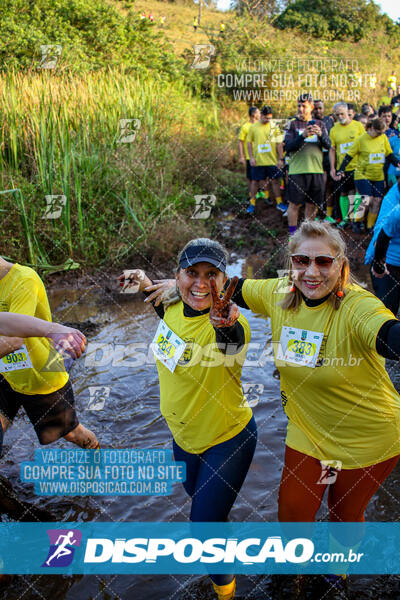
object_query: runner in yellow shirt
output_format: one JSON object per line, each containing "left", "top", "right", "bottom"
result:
{"left": 246, "top": 105, "right": 285, "bottom": 214}
{"left": 388, "top": 71, "right": 397, "bottom": 91}
{"left": 0, "top": 256, "right": 98, "bottom": 450}
{"left": 337, "top": 118, "right": 400, "bottom": 232}
{"left": 379, "top": 87, "right": 394, "bottom": 107}
{"left": 238, "top": 106, "right": 260, "bottom": 205}
{"left": 329, "top": 102, "right": 365, "bottom": 229}
{"left": 144, "top": 221, "right": 400, "bottom": 596}
{"left": 120, "top": 238, "right": 257, "bottom": 600}
{"left": 0, "top": 313, "right": 86, "bottom": 453}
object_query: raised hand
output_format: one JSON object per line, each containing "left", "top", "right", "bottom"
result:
{"left": 143, "top": 279, "right": 176, "bottom": 306}
{"left": 209, "top": 276, "right": 239, "bottom": 328}
{"left": 50, "top": 328, "right": 87, "bottom": 359}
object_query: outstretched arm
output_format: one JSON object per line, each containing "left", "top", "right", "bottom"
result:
{"left": 0, "top": 313, "right": 86, "bottom": 359}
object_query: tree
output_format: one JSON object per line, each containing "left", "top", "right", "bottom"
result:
{"left": 274, "top": 0, "right": 400, "bottom": 42}
{"left": 232, "top": 0, "right": 289, "bottom": 19}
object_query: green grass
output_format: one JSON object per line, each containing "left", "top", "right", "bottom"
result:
{"left": 0, "top": 70, "right": 235, "bottom": 271}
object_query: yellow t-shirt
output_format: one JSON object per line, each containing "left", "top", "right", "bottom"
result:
{"left": 388, "top": 75, "right": 397, "bottom": 90}
{"left": 155, "top": 301, "right": 252, "bottom": 454}
{"left": 246, "top": 121, "right": 282, "bottom": 167}
{"left": 243, "top": 278, "right": 400, "bottom": 469}
{"left": 379, "top": 95, "right": 392, "bottom": 107}
{"left": 238, "top": 121, "right": 252, "bottom": 160}
{"left": 329, "top": 121, "right": 365, "bottom": 172}
{"left": 347, "top": 132, "right": 392, "bottom": 181}
{"left": 0, "top": 264, "right": 68, "bottom": 395}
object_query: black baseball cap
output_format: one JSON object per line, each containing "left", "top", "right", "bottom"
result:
{"left": 179, "top": 244, "right": 226, "bottom": 272}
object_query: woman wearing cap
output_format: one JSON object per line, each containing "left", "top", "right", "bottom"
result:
{"left": 149, "top": 223, "right": 400, "bottom": 595}
{"left": 121, "top": 238, "right": 257, "bottom": 600}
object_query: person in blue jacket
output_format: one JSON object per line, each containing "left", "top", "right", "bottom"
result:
{"left": 388, "top": 134, "right": 400, "bottom": 187}
{"left": 367, "top": 179, "right": 400, "bottom": 315}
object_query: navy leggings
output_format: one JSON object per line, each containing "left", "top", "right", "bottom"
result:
{"left": 173, "top": 416, "right": 257, "bottom": 585}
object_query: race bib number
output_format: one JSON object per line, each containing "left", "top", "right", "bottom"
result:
{"left": 340, "top": 142, "right": 353, "bottom": 155}
{"left": 0, "top": 344, "right": 33, "bottom": 373}
{"left": 369, "top": 152, "right": 384, "bottom": 164}
{"left": 305, "top": 134, "right": 318, "bottom": 143}
{"left": 258, "top": 143, "right": 271, "bottom": 153}
{"left": 276, "top": 326, "right": 324, "bottom": 368}
{"left": 151, "top": 320, "right": 186, "bottom": 373}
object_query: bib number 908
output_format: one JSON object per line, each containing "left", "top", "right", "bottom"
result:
{"left": 156, "top": 335, "right": 175, "bottom": 358}
{"left": 287, "top": 339, "right": 316, "bottom": 356}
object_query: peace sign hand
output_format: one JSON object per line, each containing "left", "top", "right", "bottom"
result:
{"left": 209, "top": 276, "right": 239, "bottom": 328}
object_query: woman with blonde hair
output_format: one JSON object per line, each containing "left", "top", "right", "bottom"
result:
{"left": 148, "top": 222, "right": 400, "bottom": 594}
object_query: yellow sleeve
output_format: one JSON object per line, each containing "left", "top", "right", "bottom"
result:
{"left": 384, "top": 135, "right": 393, "bottom": 156}
{"left": 242, "top": 279, "right": 277, "bottom": 317}
{"left": 329, "top": 127, "right": 336, "bottom": 146}
{"left": 7, "top": 276, "right": 52, "bottom": 360}
{"left": 238, "top": 125, "right": 247, "bottom": 142}
{"left": 347, "top": 137, "right": 360, "bottom": 157}
{"left": 8, "top": 277, "right": 41, "bottom": 315}
{"left": 247, "top": 125, "right": 255, "bottom": 143}
{"left": 351, "top": 291, "right": 395, "bottom": 351}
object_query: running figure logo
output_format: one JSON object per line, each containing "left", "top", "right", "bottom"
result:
{"left": 317, "top": 460, "right": 342, "bottom": 485}
{"left": 42, "top": 529, "right": 82, "bottom": 567}
{"left": 88, "top": 386, "right": 110, "bottom": 411}
{"left": 191, "top": 195, "right": 216, "bottom": 219}
{"left": 192, "top": 45, "right": 215, "bottom": 70}
{"left": 39, "top": 45, "right": 62, "bottom": 69}
{"left": 42, "top": 195, "right": 67, "bottom": 219}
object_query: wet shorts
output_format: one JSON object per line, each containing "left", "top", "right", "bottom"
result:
{"left": 288, "top": 173, "right": 325, "bottom": 207}
{"left": 251, "top": 165, "right": 282, "bottom": 181}
{"left": 0, "top": 376, "right": 79, "bottom": 446}
{"left": 355, "top": 179, "right": 385, "bottom": 199}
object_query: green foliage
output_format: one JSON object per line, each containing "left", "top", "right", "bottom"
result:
{"left": 275, "top": 0, "right": 400, "bottom": 42}
{"left": 0, "top": 71, "right": 230, "bottom": 268}
{"left": 0, "top": 0, "right": 191, "bottom": 78}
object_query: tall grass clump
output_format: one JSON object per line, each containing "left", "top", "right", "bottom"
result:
{"left": 0, "top": 70, "right": 233, "bottom": 270}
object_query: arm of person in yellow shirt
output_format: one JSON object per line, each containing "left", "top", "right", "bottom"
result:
{"left": 0, "top": 313, "right": 86, "bottom": 358}
{"left": 0, "top": 336, "right": 25, "bottom": 359}
{"left": 238, "top": 140, "right": 245, "bottom": 164}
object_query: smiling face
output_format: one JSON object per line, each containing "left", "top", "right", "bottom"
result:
{"left": 291, "top": 238, "right": 343, "bottom": 300}
{"left": 176, "top": 262, "right": 226, "bottom": 310}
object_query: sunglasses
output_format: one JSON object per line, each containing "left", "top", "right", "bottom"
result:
{"left": 290, "top": 254, "right": 339, "bottom": 269}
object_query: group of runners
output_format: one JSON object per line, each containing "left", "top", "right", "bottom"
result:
{"left": 3, "top": 88, "right": 400, "bottom": 599}
{"left": 238, "top": 92, "right": 400, "bottom": 236}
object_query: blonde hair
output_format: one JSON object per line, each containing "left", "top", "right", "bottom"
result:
{"left": 280, "top": 220, "right": 355, "bottom": 311}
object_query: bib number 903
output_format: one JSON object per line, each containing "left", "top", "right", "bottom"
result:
{"left": 3, "top": 351, "right": 27, "bottom": 364}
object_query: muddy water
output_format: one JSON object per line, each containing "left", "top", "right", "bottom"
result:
{"left": 1, "top": 258, "right": 400, "bottom": 600}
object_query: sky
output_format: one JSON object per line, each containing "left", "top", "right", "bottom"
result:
{"left": 215, "top": 0, "right": 399, "bottom": 21}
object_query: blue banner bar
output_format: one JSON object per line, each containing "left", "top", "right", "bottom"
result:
{"left": 0, "top": 522, "right": 399, "bottom": 574}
